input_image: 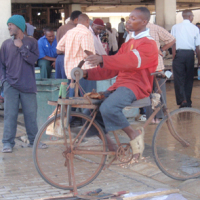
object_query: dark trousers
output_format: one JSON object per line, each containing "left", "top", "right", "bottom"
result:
{"left": 118, "top": 33, "right": 125, "bottom": 49}
{"left": 2, "top": 81, "right": 38, "bottom": 148}
{"left": 109, "top": 47, "right": 118, "bottom": 55}
{"left": 173, "top": 50, "right": 194, "bottom": 106}
{"left": 55, "top": 55, "right": 67, "bottom": 79}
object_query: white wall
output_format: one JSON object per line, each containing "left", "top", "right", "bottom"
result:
{"left": 0, "top": 0, "right": 11, "bottom": 46}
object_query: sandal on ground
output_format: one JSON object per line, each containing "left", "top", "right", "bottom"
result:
{"left": 27, "top": 142, "right": 48, "bottom": 149}
{"left": 129, "top": 127, "right": 145, "bottom": 159}
{"left": 2, "top": 146, "right": 13, "bottom": 153}
{"left": 138, "top": 115, "right": 146, "bottom": 122}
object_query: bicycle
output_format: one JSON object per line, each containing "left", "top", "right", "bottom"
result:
{"left": 33, "top": 66, "right": 200, "bottom": 195}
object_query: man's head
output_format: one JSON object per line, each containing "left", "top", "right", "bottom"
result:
{"left": 106, "top": 22, "right": 111, "bottom": 30}
{"left": 121, "top": 18, "right": 125, "bottom": 22}
{"left": 196, "top": 22, "right": 200, "bottom": 29}
{"left": 44, "top": 27, "right": 55, "bottom": 43}
{"left": 182, "top": 10, "right": 194, "bottom": 23}
{"left": 7, "top": 15, "right": 26, "bottom": 36}
{"left": 91, "top": 18, "right": 105, "bottom": 35}
{"left": 70, "top": 10, "right": 82, "bottom": 25}
{"left": 126, "top": 7, "right": 150, "bottom": 34}
{"left": 78, "top": 14, "right": 90, "bottom": 28}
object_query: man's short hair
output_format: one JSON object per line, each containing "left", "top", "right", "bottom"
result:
{"left": 196, "top": 23, "right": 200, "bottom": 26}
{"left": 135, "top": 7, "right": 151, "bottom": 21}
{"left": 70, "top": 11, "right": 82, "bottom": 21}
{"left": 44, "top": 27, "right": 54, "bottom": 33}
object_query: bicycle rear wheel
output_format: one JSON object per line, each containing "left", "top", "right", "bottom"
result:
{"left": 153, "top": 107, "right": 200, "bottom": 180}
{"left": 33, "top": 112, "right": 107, "bottom": 190}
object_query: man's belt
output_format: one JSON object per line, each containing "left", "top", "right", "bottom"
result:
{"left": 176, "top": 49, "right": 194, "bottom": 52}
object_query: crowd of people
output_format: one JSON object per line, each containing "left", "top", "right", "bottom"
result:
{"left": 0, "top": 7, "right": 200, "bottom": 156}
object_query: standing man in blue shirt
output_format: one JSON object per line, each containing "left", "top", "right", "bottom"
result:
{"left": 171, "top": 10, "right": 200, "bottom": 108}
{"left": 38, "top": 27, "right": 57, "bottom": 78}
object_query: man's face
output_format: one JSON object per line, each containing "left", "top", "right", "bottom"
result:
{"left": 92, "top": 24, "right": 104, "bottom": 35}
{"left": 106, "top": 22, "right": 111, "bottom": 29}
{"left": 45, "top": 31, "right": 55, "bottom": 43}
{"left": 189, "top": 12, "right": 194, "bottom": 23}
{"left": 126, "top": 10, "right": 147, "bottom": 32}
{"left": 8, "top": 23, "right": 19, "bottom": 36}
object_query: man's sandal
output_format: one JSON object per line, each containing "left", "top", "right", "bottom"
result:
{"left": 2, "top": 146, "right": 13, "bottom": 153}
{"left": 129, "top": 127, "right": 145, "bottom": 160}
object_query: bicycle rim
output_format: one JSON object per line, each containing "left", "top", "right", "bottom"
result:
{"left": 153, "top": 107, "right": 200, "bottom": 180}
{"left": 33, "top": 112, "right": 107, "bottom": 190}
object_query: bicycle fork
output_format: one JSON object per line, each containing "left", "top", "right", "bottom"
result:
{"left": 165, "top": 108, "right": 190, "bottom": 147}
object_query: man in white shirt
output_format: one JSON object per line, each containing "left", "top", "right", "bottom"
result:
{"left": 118, "top": 18, "right": 125, "bottom": 49}
{"left": 89, "top": 18, "right": 107, "bottom": 55}
{"left": 171, "top": 10, "right": 200, "bottom": 108}
{"left": 106, "top": 22, "right": 118, "bottom": 55}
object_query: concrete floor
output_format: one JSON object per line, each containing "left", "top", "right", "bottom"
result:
{"left": 0, "top": 80, "right": 200, "bottom": 200}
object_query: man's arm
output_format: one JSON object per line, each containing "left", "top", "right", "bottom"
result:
{"left": 15, "top": 38, "right": 39, "bottom": 66}
{"left": 196, "top": 46, "right": 200, "bottom": 66}
{"left": 41, "top": 56, "right": 56, "bottom": 62}
{"left": 161, "top": 39, "right": 175, "bottom": 52}
{"left": 84, "top": 50, "right": 94, "bottom": 56}
{"left": 172, "top": 43, "right": 176, "bottom": 60}
{"left": 83, "top": 65, "right": 119, "bottom": 81}
{"left": 157, "top": 25, "right": 175, "bottom": 55}
{"left": 56, "top": 34, "right": 66, "bottom": 56}
{"left": 86, "top": 42, "right": 158, "bottom": 71}
{"left": 56, "top": 30, "right": 64, "bottom": 54}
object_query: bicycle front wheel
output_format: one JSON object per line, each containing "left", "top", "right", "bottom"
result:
{"left": 153, "top": 107, "right": 200, "bottom": 181}
{"left": 33, "top": 112, "right": 107, "bottom": 190}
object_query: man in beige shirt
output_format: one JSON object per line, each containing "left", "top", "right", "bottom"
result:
{"left": 146, "top": 22, "right": 175, "bottom": 123}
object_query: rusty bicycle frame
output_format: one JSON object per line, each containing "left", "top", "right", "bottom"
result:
{"left": 49, "top": 68, "right": 189, "bottom": 196}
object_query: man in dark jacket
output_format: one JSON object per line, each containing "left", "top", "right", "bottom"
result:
{"left": 0, "top": 15, "right": 46, "bottom": 153}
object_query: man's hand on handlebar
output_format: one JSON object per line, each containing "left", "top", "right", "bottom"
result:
{"left": 85, "top": 55, "right": 103, "bottom": 66}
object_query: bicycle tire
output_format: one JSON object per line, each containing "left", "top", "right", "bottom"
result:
{"left": 153, "top": 107, "right": 200, "bottom": 181}
{"left": 33, "top": 112, "right": 107, "bottom": 190}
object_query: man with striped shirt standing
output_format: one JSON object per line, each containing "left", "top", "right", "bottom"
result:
{"left": 56, "top": 14, "right": 96, "bottom": 94}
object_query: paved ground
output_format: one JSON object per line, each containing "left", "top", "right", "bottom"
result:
{"left": 0, "top": 81, "right": 200, "bottom": 200}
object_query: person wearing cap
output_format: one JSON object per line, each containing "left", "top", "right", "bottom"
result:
{"left": 89, "top": 18, "right": 107, "bottom": 55}
{"left": 0, "top": 15, "right": 46, "bottom": 153}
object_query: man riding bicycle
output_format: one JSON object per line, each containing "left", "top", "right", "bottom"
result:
{"left": 83, "top": 7, "right": 158, "bottom": 160}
